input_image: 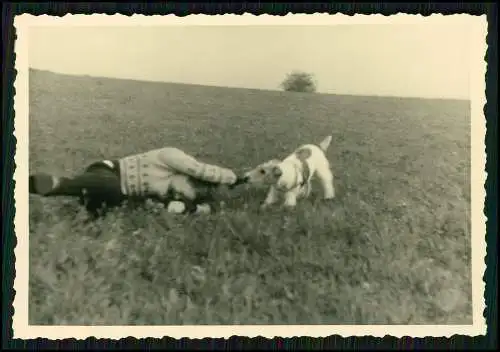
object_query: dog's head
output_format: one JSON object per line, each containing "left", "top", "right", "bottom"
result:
{"left": 235, "top": 159, "right": 299, "bottom": 191}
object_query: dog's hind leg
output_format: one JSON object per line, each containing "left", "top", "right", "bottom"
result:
{"left": 283, "top": 191, "right": 298, "bottom": 208}
{"left": 316, "top": 166, "right": 335, "bottom": 200}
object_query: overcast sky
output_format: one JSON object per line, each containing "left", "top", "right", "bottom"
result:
{"left": 29, "top": 24, "right": 472, "bottom": 99}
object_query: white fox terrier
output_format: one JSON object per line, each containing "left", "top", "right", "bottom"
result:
{"left": 238, "top": 135, "right": 336, "bottom": 209}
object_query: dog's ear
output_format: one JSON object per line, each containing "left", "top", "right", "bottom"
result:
{"left": 272, "top": 166, "right": 282, "bottom": 177}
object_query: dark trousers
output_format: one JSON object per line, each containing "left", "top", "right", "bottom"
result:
{"left": 30, "top": 160, "right": 124, "bottom": 217}
{"left": 79, "top": 161, "right": 124, "bottom": 216}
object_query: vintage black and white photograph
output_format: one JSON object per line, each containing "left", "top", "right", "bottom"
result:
{"left": 13, "top": 13, "right": 487, "bottom": 338}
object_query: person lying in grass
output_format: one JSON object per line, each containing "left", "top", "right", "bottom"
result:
{"left": 29, "top": 147, "right": 239, "bottom": 217}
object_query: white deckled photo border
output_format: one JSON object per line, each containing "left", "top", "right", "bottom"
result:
{"left": 12, "top": 13, "right": 488, "bottom": 339}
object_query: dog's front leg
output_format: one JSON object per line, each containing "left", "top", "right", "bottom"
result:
{"left": 283, "top": 191, "right": 298, "bottom": 208}
{"left": 261, "top": 186, "right": 279, "bottom": 209}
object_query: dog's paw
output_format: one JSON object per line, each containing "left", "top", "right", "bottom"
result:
{"left": 258, "top": 203, "right": 272, "bottom": 213}
{"left": 283, "top": 199, "right": 298, "bottom": 209}
{"left": 281, "top": 201, "right": 297, "bottom": 211}
{"left": 321, "top": 197, "right": 337, "bottom": 206}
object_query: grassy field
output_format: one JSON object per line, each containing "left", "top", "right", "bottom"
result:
{"left": 28, "top": 69, "right": 472, "bottom": 325}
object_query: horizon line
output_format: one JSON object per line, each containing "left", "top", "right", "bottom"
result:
{"left": 28, "top": 67, "right": 470, "bottom": 102}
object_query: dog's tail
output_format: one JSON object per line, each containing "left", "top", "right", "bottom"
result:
{"left": 318, "top": 135, "right": 333, "bottom": 152}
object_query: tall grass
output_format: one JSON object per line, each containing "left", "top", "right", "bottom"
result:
{"left": 29, "top": 69, "right": 472, "bottom": 325}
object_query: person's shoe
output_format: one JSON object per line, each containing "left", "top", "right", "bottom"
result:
{"left": 167, "top": 200, "right": 187, "bottom": 214}
{"left": 29, "top": 174, "right": 61, "bottom": 196}
{"left": 196, "top": 203, "right": 212, "bottom": 214}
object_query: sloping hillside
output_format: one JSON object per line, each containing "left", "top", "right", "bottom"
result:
{"left": 29, "top": 69, "right": 472, "bottom": 325}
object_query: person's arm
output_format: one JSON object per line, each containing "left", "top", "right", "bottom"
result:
{"left": 157, "top": 148, "right": 237, "bottom": 185}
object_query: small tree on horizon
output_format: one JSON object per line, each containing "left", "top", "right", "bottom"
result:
{"left": 280, "top": 71, "right": 317, "bottom": 93}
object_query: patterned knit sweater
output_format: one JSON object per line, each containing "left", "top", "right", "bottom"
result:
{"left": 117, "top": 147, "right": 237, "bottom": 198}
